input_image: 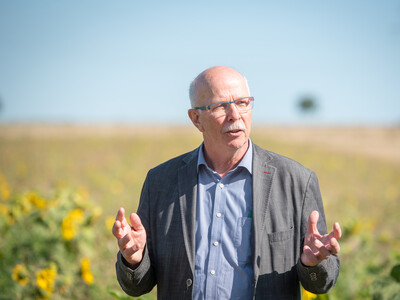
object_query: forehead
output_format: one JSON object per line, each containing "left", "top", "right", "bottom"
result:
{"left": 197, "top": 73, "right": 249, "bottom": 105}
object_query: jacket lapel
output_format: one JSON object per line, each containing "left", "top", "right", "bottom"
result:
{"left": 252, "top": 144, "right": 276, "bottom": 279}
{"left": 178, "top": 148, "right": 199, "bottom": 274}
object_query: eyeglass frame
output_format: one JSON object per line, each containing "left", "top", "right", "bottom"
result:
{"left": 193, "top": 96, "right": 255, "bottom": 114}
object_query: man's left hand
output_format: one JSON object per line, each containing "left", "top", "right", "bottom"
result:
{"left": 301, "top": 210, "right": 342, "bottom": 267}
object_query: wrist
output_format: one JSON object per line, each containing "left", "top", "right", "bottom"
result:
{"left": 121, "top": 253, "right": 141, "bottom": 270}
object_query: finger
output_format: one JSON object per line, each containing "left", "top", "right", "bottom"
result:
{"left": 333, "top": 222, "right": 342, "bottom": 240}
{"left": 130, "top": 213, "right": 144, "bottom": 231}
{"left": 306, "top": 240, "right": 331, "bottom": 264}
{"left": 313, "top": 238, "right": 325, "bottom": 249}
{"left": 112, "top": 220, "right": 126, "bottom": 239}
{"left": 329, "top": 237, "right": 341, "bottom": 254}
{"left": 307, "top": 210, "right": 320, "bottom": 235}
{"left": 116, "top": 207, "right": 125, "bottom": 222}
{"left": 122, "top": 245, "right": 139, "bottom": 260}
{"left": 301, "top": 245, "right": 319, "bottom": 266}
{"left": 118, "top": 232, "right": 137, "bottom": 252}
{"left": 315, "top": 243, "right": 331, "bottom": 260}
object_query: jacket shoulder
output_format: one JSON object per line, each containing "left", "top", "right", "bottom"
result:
{"left": 147, "top": 147, "right": 198, "bottom": 177}
{"left": 253, "top": 143, "right": 314, "bottom": 177}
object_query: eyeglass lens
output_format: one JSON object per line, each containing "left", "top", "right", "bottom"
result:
{"left": 211, "top": 98, "right": 253, "bottom": 115}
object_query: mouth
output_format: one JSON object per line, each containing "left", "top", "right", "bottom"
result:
{"left": 225, "top": 129, "right": 244, "bottom": 136}
{"left": 223, "top": 121, "right": 246, "bottom": 137}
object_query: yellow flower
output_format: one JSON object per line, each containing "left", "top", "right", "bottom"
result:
{"left": 36, "top": 267, "right": 57, "bottom": 294}
{"left": 19, "top": 192, "right": 46, "bottom": 216}
{"left": 0, "top": 203, "right": 9, "bottom": 217}
{"left": 81, "top": 258, "right": 94, "bottom": 285}
{"left": 61, "top": 208, "right": 84, "bottom": 241}
{"left": 27, "top": 192, "right": 47, "bottom": 210}
{"left": 61, "top": 226, "right": 75, "bottom": 240}
{"left": 12, "top": 264, "right": 29, "bottom": 286}
{"left": 105, "top": 216, "right": 115, "bottom": 231}
{"left": 82, "top": 271, "right": 94, "bottom": 285}
{"left": 1, "top": 184, "right": 10, "bottom": 201}
{"left": 70, "top": 208, "right": 84, "bottom": 219}
{"left": 302, "top": 288, "right": 318, "bottom": 299}
{"left": 0, "top": 172, "right": 11, "bottom": 201}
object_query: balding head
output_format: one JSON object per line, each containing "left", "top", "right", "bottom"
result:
{"left": 189, "top": 66, "right": 250, "bottom": 108}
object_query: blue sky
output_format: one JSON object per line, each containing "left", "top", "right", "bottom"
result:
{"left": 0, "top": 0, "right": 399, "bottom": 125}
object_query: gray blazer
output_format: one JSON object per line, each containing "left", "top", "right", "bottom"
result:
{"left": 116, "top": 144, "right": 340, "bottom": 299}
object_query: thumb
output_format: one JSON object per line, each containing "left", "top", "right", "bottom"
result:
{"left": 130, "top": 213, "right": 144, "bottom": 231}
{"left": 307, "top": 210, "right": 320, "bottom": 235}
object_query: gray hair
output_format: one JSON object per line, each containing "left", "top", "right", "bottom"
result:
{"left": 189, "top": 79, "right": 198, "bottom": 108}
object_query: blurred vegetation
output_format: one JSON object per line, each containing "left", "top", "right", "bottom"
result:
{"left": 0, "top": 126, "right": 399, "bottom": 299}
{"left": 0, "top": 189, "right": 102, "bottom": 299}
{"left": 298, "top": 95, "right": 318, "bottom": 114}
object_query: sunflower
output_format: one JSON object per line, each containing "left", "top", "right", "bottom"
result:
{"left": 12, "top": 264, "right": 29, "bottom": 286}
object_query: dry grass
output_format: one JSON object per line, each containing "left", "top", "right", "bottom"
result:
{"left": 252, "top": 125, "right": 400, "bottom": 165}
{"left": 1, "top": 123, "right": 399, "bottom": 163}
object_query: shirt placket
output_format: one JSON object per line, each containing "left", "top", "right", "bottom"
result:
{"left": 204, "top": 176, "right": 227, "bottom": 298}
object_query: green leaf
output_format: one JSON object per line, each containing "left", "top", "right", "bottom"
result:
{"left": 390, "top": 264, "right": 400, "bottom": 283}
{"left": 316, "top": 294, "right": 330, "bottom": 300}
{"left": 107, "top": 288, "right": 154, "bottom": 300}
{"left": 107, "top": 288, "right": 133, "bottom": 300}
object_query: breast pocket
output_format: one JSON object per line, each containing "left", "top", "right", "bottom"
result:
{"left": 234, "top": 217, "right": 252, "bottom": 265}
{"left": 268, "top": 227, "right": 294, "bottom": 243}
{"left": 267, "top": 227, "right": 295, "bottom": 272}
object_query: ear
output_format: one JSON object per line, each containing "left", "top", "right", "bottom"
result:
{"left": 188, "top": 109, "right": 204, "bottom": 132}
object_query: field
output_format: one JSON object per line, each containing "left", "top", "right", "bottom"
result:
{"left": 0, "top": 124, "right": 399, "bottom": 299}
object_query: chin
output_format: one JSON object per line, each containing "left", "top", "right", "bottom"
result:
{"left": 226, "top": 137, "right": 248, "bottom": 150}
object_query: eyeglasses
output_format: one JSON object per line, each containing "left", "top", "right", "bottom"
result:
{"left": 193, "top": 97, "right": 254, "bottom": 117}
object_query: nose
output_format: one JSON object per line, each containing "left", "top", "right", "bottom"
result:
{"left": 226, "top": 103, "right": 241, "bottom": 121}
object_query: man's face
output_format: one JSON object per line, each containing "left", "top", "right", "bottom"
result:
{"left": 189, "top": 68, "right": 252, "bottom": 154}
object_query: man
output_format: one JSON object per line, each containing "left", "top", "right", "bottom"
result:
{"left": 113, "top": 66, "right": 341, "bottom": 299}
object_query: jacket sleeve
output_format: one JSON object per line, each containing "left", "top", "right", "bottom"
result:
{"left": 296, "top": 171, "right": 340, "bottom": 294}
{"left": 116, "top": 246, "right": 155, "bottom": 296}
{"left": 115, "top": 172, "right": 156, "bottom": 296}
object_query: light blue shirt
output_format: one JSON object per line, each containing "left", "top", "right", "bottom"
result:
{"left": 194, "top": 141, "right": 253, "bottom": 300}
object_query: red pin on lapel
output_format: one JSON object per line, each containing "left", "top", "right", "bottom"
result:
{"left": 264, "top": 171, "right": 271, "bottom": 174}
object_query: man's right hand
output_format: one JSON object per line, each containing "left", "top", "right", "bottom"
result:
{"left": 112, "top": 207, "right": 147, "bottom": 268}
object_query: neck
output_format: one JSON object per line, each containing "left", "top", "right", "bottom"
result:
{"left": 203, "top": 140, "right": 249, "bottom": 177}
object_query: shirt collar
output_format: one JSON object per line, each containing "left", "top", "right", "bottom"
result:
{"left": 197, "top": 139, "right": 253, "bottom": 175}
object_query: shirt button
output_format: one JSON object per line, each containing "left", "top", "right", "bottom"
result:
{"left": 213, "top": 241, "right": 219, "bottom": 246}
{"left": 210, "top": 270, "right": 216, "bottom": 275}
{"left": 219, "top": 183, "right": 224, "bottom": 188}
{"left": 216, "top": 213, "right": 222, "bottom": 218}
